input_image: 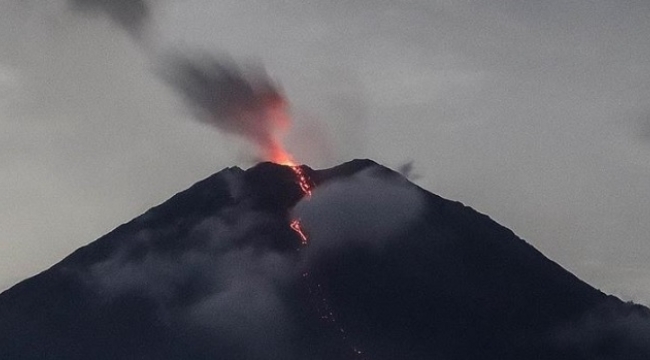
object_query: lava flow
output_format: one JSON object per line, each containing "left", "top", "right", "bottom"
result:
{"left": 269, "top": 146, "right": 313, "bottom": 197}
{"left": 274, "top": 155, "right": 366, "bottom": 359}
{"left": 269, "top": 143, "right": 313, "bottom": 243}
{"left": 263, "top": 85, "right": 365, "bottom": 358}
{"left": 287, "top": 164, "right": 311, "bottom": 246}
{"left": 290, "top": 219, "right": 308, "bottom": 245}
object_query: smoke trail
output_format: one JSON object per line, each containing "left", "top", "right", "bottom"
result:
{"left": 68, "top": 0, "right": 150, "bottom": 38}
{"left": 68, "top": 1, "right": 294, "bottom": 163}
{"left": 160, "top": 53, "right": 293, "bottom": 162}
{"left": 397, "top": 160, "right": 421, "bottom": 181}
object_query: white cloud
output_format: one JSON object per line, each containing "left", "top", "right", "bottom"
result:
{"left": 293, "top": 167, "right": 425, "bottom": 257}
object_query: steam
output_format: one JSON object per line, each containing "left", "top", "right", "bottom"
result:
{"left": 552, "top": 300, "right": 650, "bottom": 358}
{"left": 293, "top": 166, "right": 425, "bottom": 257}
{"left": 86, "top": 194, "right": 300, "bottom": 358}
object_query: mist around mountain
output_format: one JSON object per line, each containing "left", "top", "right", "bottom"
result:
{"left": 1, "top": 160, "right": 649, "bottom": 359}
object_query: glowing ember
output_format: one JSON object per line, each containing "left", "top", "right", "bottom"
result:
{"left": 268, "top": 143, "right": 297, "bottom": 167}
{"left": 290, "top": 165, "right": 313, "bottom": 197}
{"left": 285, "top": 159, "right": 311, "bottom": 246}
{"left": 290, "top": 219, "right": 308, "bottom": 246}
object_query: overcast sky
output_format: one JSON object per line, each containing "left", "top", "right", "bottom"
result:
{"left": 1, "top": 0, "right": 649, "bottom": 304}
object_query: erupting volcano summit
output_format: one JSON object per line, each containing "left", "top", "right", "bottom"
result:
{"left": 1, "top": 160, "right": 649, "bottom": 360}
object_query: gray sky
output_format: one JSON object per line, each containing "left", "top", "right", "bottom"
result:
{"left": 1, "top": 0, "right": 650, "bottom": 304}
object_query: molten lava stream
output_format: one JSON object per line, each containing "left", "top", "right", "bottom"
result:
{"left": 279, "top": 159, "right": 366, "bottom": 359}
{"left": 290, "top": 219, "right": 308, "bottom": 246}
{"left": 263, "top": 79, "right": 365, "bottom": 358}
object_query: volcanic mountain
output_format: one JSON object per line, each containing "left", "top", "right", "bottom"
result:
{"left": 1, "top": 160, "right": 649, "bottom": 360}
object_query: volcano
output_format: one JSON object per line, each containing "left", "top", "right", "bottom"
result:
{"left": 1, "top": 159, "right": 649, "bottom": 360}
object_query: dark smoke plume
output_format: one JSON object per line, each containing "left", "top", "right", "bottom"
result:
{"left": 160, "top": 53, "right": 291, "bottom": 161}
{"left": 68, "top": 0, "right": 293, "bottom": 162}
{"left": 397, "top": 160, "right": 421, "bottom": 181}
{"left": 69, "top": 0, "right": 150, "bottom": 37}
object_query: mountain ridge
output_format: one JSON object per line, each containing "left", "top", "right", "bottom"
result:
{"left": 1, "top": 159, "right": 648, "bottom": 359}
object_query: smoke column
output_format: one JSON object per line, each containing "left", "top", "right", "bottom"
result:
{"left": 68, "top": 0, "right": 150, "bottom": 39}
{"left": 160, "top": 54, "right": 296, "bottom": 164}
{"left": 69, "top": 0, "right": 297, "bottom": 164}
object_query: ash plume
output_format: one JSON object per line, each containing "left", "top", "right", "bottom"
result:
{"left": 160, "top": 53, "right": 293, "bottom": 162}
{"left": 397, "top": 160, "right": 421, "bottom": 181}
{"left": 68, "top": 0, "right": 150, "bottom": 38}
{"left": 67, "top": 0, "right": 293, "bottom": 162}
{"left": 552, "top": 299, "right": 650, "bottom": 358}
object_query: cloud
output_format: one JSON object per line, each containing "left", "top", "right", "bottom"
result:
{"left": 293, "top": 166, "right": 425, "bottom": 258}
{"left": 82, "top": 183, "right": 301, "bottom": 357}
{"left": 185, "top": 249, "right": 296, "bottom": 360}
{"left": 0, "top": 63, "right": 20, "bottom": 109}
{"left": 73, "top": 164, "right": 427, "bottom": 358}
{"left": 636, "top": 112, "right": 650, "bottom": 140}
{"left": 551, "top": 299, "right": 650, "bottom": 359}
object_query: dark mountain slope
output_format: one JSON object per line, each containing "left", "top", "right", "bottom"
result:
{"left": 1, "top": 159, "right": 648, "bottom": 360}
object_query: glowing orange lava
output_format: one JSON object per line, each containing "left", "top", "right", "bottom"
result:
{"left": 290, "top": 219, "right": 308, "bottom": 246}
{"left": 268, "top": 107, "right": 365, "bottom": 358}
{"left": 268, "top": 142, "right": 313, "bottom": 197}
{"left": 268, "top": 144, "right": 297, "bottom": 167}
{"left": 290, "top": 165, "right": 313, "bottom": 197}
{"left": 286, "top": 164, "right": 311, "bottom": 246}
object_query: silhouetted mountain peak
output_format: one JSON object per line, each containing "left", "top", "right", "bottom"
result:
{"left": 1, "top": 159, "right": 649, "bottom": 360}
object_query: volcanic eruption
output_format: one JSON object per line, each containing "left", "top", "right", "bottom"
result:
{"left": 2, "top": 44, "right": 650, "bottom": 359}
{"left": 2, "top": 35, "right": 650, "bottom": 357}
{"left": 3, "top": 5, "right": 649, "bottom": 357}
